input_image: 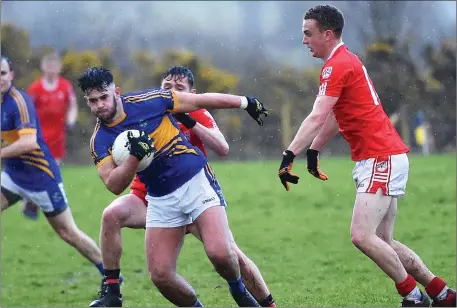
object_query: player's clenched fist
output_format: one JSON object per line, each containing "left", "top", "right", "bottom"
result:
{"left": 278, "top": 150, "right": 300, "bottom": 191}
{"left": 127, "top": 131, "right": 155, "bottom": 161}
{"left": 244, "top": 96, "right": 269, "bottom": 126}
{"left": 306, "top": 149, "right": 328, "bottom": 181}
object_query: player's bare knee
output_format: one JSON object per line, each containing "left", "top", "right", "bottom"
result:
{"left": 350, "top": 227, "right": 372, "bottom": 249}
{"left": 101, "top": 206, "right": 123, "bottom": 229}
{"left": 206, "top": 244, "right": 236, "bottom": 268}
{"left": 149, "top": 266, "right": 174, "bottom": 286}
{"left": 56, "top": 224, "right": 80, "bottom": 245}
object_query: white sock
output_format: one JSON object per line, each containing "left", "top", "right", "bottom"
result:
{"left": 405, "top": 287, "right": 422, "bottom": 301}
{"left": 437, "top": 286, "right": 449, "bottom": 300}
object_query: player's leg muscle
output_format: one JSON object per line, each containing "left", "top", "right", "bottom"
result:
{"left": 100, "top": 194, "right": 146, "bottom": 269}
{"left": 229, "top": 232, "right": 272, "bottom": 303}
{"left": 351, "top": 189, "right": 408, "bottom": 283}
{"left": 378, "top": 198, "right": 435, "bottom": 287}
{"left": 194, "top": 206, "right": 240, "bottom": 281}
{"left": 145, "top": 226, "right": 198, "bottom": 306}
{"left": 47, "top": 207, "right": 102, "bottom": 265}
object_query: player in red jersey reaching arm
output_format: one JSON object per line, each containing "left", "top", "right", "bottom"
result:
{"left": 90, "top": 66, "right": 275, "bottom": 307}
{"left": 277, "top": 5, "right": 455, "bottom": 307}
{"left": 22, "top": 52, "right": 79, "bottom": 220}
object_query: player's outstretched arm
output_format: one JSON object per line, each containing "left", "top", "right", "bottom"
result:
{"left": 172, "top": 92, "right": 269, "bottom": 126}
{"left": 97, "top": 157, "right": 139, "bottom": 195}
{"left": 0, "top": 133, "right": 39, "bottom": 159}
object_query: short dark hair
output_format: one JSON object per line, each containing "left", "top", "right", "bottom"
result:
{"left": 304, "top": 5, "right": 344, "bottom": 38}
{"left": 1, "top": 55, "right": 13, "bottom": 72}
{"left": 162, "top": 66, "right": 195, "bottom": 88}
{"left": 77, "top": 66, "right": 114, "bottom": 93}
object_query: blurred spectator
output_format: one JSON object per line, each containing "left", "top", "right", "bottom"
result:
{"left": 22, "top": 51, "right": 78, "bottom": 220}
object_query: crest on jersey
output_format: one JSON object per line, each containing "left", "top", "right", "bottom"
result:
{"left": 322, "top": 66, "right": 333, "bottom": 79}
{"left": 376, "top": 161, "right": 388, "bottom": 173}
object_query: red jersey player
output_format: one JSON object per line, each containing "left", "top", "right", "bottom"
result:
{"left": 277, "top": 5, "right": 455, "bottom": 307}
{"left": 90, "top": 66, "right": 276, "bottom": 308}
{"left": 22, "top": 52, "right": 79, "bottom": 220}
{"left": 27, "top": 52, "right": 78, "bottom": 163}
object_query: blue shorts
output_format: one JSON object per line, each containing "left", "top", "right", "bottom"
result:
{"left": 1, "top": 171, "right": 68, "bottom": 217}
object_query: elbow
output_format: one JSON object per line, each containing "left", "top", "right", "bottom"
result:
{"left": 106, "top": 181, "right": 125, "bottom": 195}
{"left": 217, "top": 143, "right": 230, "bottom": 157}
{"left": 309, "top": 112, "right": 328, "bottom": 127}
{"left": 108, "top": 185, "right": 123, "bottom": 196}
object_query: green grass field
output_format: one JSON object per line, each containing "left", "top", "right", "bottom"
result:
{"left": 1, "top": 154, "right": 456, "bottom": 307}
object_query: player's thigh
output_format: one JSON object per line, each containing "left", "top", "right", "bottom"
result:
{"left": 145, "top": 226, "right": 186, "bottom": 275}
{"left": 351, "top": 189, "right": 393, "bottom": 235}
{"left": 104, "top": 194, "right": 147, "bottom": 229}
{"left": 46, "top": 206, "right": 78, "bottom": 237}
{"left": 184, "top": 165, "right": 230, "bottom": 251}
{"left": 1, "top": 172, "right": 23, "bottom": 211}
{"left": 376, "top": 198, "right": 397, "bottom": 243}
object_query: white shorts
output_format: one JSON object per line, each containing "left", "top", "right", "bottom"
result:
{"left": 1, "top": 171, "right": 68, "bottom": 216}
{"left": 352, "top": 153, "right": 409, "bottom": 198}
{"left": 145, "top": 165, "right": 227, "bottom": 228}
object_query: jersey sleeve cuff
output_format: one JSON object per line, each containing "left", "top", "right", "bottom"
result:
{"left": 18, "top": 128, "right": 37, "bottom": 135}
{"left": 96, "top": 156, "right": 113, "bottom": 169}
{"left": 169, "top": 90, "right": 179, "bottom": 113}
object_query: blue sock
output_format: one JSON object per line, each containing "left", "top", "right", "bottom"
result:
{"left": 228, "top": 276, "right": 246, "bottom": 295}
{"left": 192, "top": 299, "right": 204, "bottom": 307}
{"left": 95, "top": 263, "right": 104, "bottom": 276}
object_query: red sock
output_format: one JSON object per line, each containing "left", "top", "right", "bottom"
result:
{"left": 396, "top": 274, "right": 417, "bottom": 297}
{"left": 425, "top": 277, "right": 447, "bottom": 298}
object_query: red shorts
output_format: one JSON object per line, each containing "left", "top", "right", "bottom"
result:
{"left": 130, "top": 183, "right": 192, "bottom": 234}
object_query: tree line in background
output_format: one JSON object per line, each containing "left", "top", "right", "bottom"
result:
{"left": 1, "top": 23, "right": 455, "bottom": 164}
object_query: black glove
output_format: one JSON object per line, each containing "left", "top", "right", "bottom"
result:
{"left": 244, "top": 97, "right": 269, "bottom": 126}
{"left": 306, "top": 149, "right": 328, "bottom": 181}
{"left": 127, "top": 131, "right": 155, "bottom": 161}
{"left": 174, "top": 113, "right": 197, "bottom": 129}
{"left": 278, "top": 150, "right": 300, "bottom": 191}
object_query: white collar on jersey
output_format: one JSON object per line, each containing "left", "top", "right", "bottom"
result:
{"left": 326, "top": 41, "right": 345, "bottom": 62}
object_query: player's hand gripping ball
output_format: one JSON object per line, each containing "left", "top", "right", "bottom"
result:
{"left": 112, "top": 129, "right": 155, "bottom": 172}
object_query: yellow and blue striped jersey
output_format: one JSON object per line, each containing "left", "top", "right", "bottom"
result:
{"left": 90, "top": 88, "right": 207, "bottom": 197}
{"left": 1, "top": 86, "right": 62, "bottom": 190}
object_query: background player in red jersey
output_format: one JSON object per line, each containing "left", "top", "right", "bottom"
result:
{"left": 91, "top": 66, "right": 276, "bottom": 307}
{"left": 22, "top": 52, "right": 79, "bottom": 220}
{"left": 277, "top": 5, "right": 455, "bottom": 307}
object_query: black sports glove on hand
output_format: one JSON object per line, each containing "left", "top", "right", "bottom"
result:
{"left": 278, "top": 150, "right": 300, "bottom": 191}
{"left": 174, "top": 113, "right": 197, "bottom": 129}
{"left": 306, "top": 149, "right": 328, "bottom": 181}
{"left": 127, "top": 131, "right": 155, "bottom": 161}
{"left": 245, "top": 97, "right": 269, "bottom": 126}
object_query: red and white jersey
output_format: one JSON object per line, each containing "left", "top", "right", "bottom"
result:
{"left": 318, "top": 43, "right": 409, "bottom": 161}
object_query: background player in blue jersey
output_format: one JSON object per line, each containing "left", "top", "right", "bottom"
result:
{"left": 0, "top": 56, "right": 105, "bottom": 289}
{"left": 78, "top": 66, "right": 268, "bottom": 307}
{"left": 89, "top": 66, "right": 276, "bottom": 308}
